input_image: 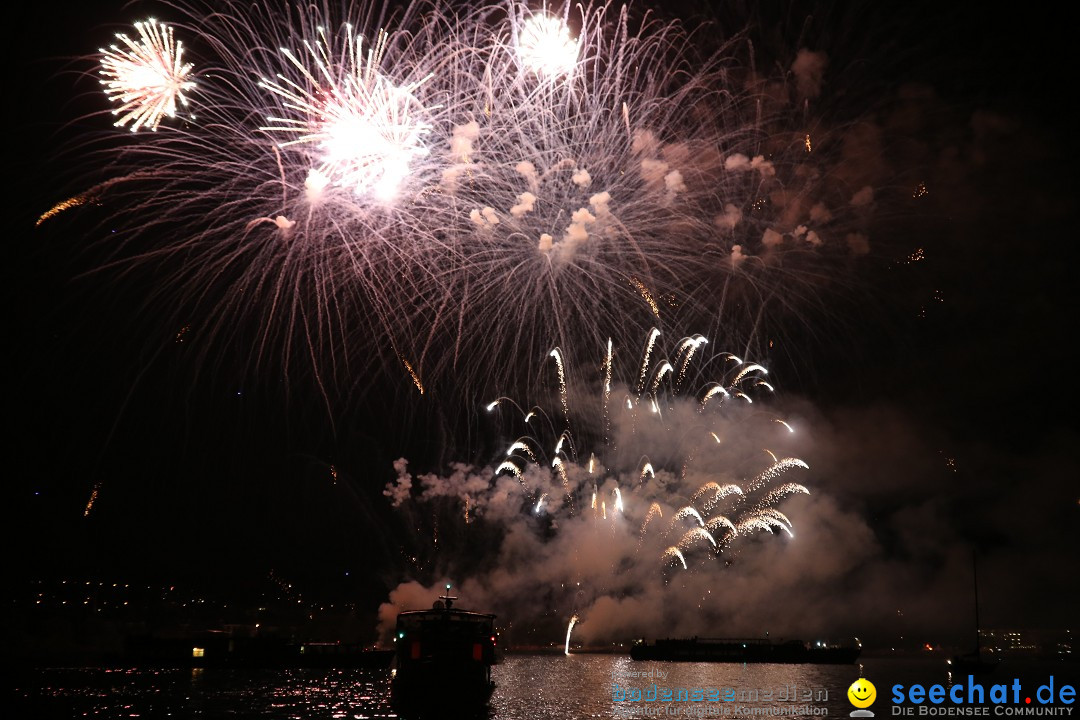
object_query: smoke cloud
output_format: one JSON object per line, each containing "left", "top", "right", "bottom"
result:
{"left": 376, "top": 354, "right": 901, "bottom": 649}
{"left": 377, "top": 370, "right": 1073, "bottom": 651}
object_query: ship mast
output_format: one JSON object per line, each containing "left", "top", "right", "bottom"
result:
{"left": 439, "top": 583, "right": 456, "bottom": 610}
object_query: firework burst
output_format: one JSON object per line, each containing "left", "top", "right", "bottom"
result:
{"left": 480, "top": 330, "right": 810, "bottom": 565}
{"left": 259, "top": 26, "right": 434, "bottom": 202}
{"left": 45, "top": 0, "right": 882, "bottom": 416}
{"left": 99, "top": 18, "right": 195, "bottom": 131}
{"left": 384, "top": 329, "right": 810, "bottom": 640}
{"left": 516, "top": 12, "right": 581, "bottom": 77}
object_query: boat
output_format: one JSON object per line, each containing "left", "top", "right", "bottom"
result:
{"left": 630, "top": 637, "right": 860, "bottom": 664}
{"left": 948, "top": 550, "right": 1000, "bottom": 674}
{"left": 390, "top": 585, "right": 498, "bottom": 714}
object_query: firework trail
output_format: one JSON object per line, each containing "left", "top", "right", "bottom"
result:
{"left": 46, "top": 0, "right": 882, "bottom": 416}
{"left": 383, "top": 329, "right": 811, "bottom": 643}
{"left": 564, "top": 614, "right": 579, "bottom": 655}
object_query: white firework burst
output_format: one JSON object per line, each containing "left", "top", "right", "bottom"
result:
{"left": 259, "top": 26, "right": 433, "bottom": 203}
{"left": 99, "top": 18, "right": 195, "bottom": 132}
{"left": 516, "top": 13, "right": 580, "bottom": 77}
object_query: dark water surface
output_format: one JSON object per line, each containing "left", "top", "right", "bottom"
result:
{"left": 14, "top": 655, "right": 1077, "bottom": 719}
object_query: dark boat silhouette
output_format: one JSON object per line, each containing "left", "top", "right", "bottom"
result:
{"left": 630, "top": 637, "right": 860, "bottom": 664}
{"left": 949, "top": 551, "right": 999, "bottom": 674}
{"left": 390, "top": 585, "right": 498, "bottom": 714}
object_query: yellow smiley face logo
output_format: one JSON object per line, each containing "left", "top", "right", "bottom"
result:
{"left": 848, "top": 678, "right": 876, "bottom": 708}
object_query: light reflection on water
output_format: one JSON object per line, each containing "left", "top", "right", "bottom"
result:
{"left": 17, "top": 666, "right": 398, "bottom": 718}
{"left": 14, "top": 656, "right": 1073, "bottom": 719}
{"left": 495, "top": 655, "right": 857, "bottom": 719}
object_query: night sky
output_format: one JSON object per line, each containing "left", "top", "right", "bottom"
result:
{"left": 9, "top": 0, "right": 1078, "bottom": 650}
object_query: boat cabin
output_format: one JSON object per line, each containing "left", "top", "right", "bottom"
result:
{"left": 391, "top": 588, "right": 498, "bottom": 709}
